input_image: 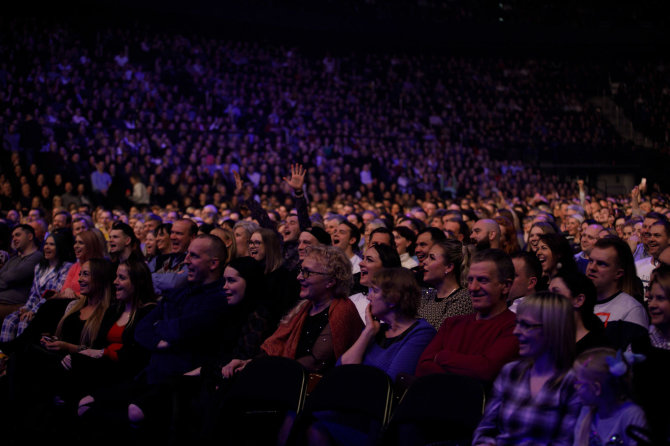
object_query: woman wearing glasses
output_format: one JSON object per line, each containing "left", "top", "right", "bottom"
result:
{"left": 222, "top": 245, "right": 363, "bottom": 376}
{"left": 473, "top": 291, "right": 581, "bottom": 445}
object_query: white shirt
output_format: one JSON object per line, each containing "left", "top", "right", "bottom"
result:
{"left": 635, "top": 257, "right": 656, "bottom": 291}
{"left": 350, "top": 254, "right": 361, "bottom": 275}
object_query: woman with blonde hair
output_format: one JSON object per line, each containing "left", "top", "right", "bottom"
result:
{"left": 418, "top": 239, "right": 473, "bottom": 330}
{"left": 473, "top": 291, "right": 581, "bottom": 445}
{"left": 572, "top": 347, "right": 647, "bottom": 446}
{"left": 222, "top": 245, "right": 363, "bottom": 377}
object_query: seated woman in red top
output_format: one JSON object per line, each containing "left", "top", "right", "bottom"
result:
{"left": 69, "top": 259, "right": 157, "bottom": 405}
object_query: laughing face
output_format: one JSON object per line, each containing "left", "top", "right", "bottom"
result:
{"left": 248, "top": 232, "right": 265, "bottom": 262}
{"left": 648, "top": 282, "right": 670, "bottom": 327}
{"left": 74, "top": 235, "right": 87, "bottom": 261}
{"left": 536, "top": 240, "right": 556, "bottom": 277}
{"left": 114, "top": 264, "right": 134, "bottom": 302}
{"left": 78, "top": 261, "right": 92, "bottom": 295}
{"left": 223, "top": 266, "right": 247, "bottom": 306}
{"left": 359, "top": 247, "right": 383, "bottom": 288}
{"left": 43, "top": 236, "right": 57, "bottom": 262}
{"left": 283, "top": 215, "right": 300, "bottom": 243}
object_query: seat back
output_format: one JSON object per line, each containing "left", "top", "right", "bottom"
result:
{"left": 382, "top": 373, "right": 486, "bottom": 446}
{"left": 304, "top": 364, "right": 394, "bottom": 424}
{"left": 224, "top": 356, "right": 309, "bottom": 414}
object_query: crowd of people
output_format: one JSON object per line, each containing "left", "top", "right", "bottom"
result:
{"left": 0, "top": 154, "right": 669, "bottom": 444}
{"left": 0, "top": 15, "right": 669, "bottom": 446}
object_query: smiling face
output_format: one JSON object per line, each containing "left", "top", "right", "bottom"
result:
{"left": 74, "top": 235, "right": 87, "bottom": 261}
{"left": 248, "top": 232, "right": 265, "bottom": 261}
{"left": 144, "top": 232, "right": 157, "bottom": 256}
{"left": 536, "top": 240, "right": 556, "bottom": 276}
{"left": 155, "top": 228, "right": 171, "bottom": 254}
{"left": 332, "top": 223, "right": 353, "bottom": 252}
{"left": 297, "top": 255, "right": 333, "bottom": 303}
{"left": 648, "top": 283, "right": 670, "bottom": 327}
{"left": 109, "top": 229, "right": 130, "bottom": 255}
{"left": 78, "top": 261, "right": 91, "bottom": 295}
{"left": 283, "top": 216, "right": 300, "bottom": 242}
{"left": 170, "top": 220, "right": 193, "bottom": 254}
{"left": 513, "top": 311, "right": 545, "bottom": 358}
{"left": 223, "top": 266, "right": 247, "bottom": 306}
{"left": 43, "top": 236, "right": 57, "bottom": 261}
{"left": 648, "top": 224, "right": 669, "bottom": 259}
{"left": 114, "top": 264, "right": 134, "bottom": 302}
{"left": 414, "top": 232, "right": 434, "bottom": 265}
{"left": 422, "top": 245, "right": 450, "bottom": 285}
{"left": 467, "top": 260, "right": 509, "bottom": 319}
{"left": 184, "top": 238, "right": 215, "bottom": 284}
{"left": 360, "top": 247, "right": 383, "bottom": 287}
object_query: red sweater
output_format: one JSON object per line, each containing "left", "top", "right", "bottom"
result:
{"left": 415, "top": 309, "right": 519, "bottom": 382}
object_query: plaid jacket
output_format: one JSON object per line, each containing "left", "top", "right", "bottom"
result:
{"left": 472, "top": 359, "right": 580, "bottom": 446}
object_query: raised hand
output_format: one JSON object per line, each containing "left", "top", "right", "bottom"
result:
{"left": 282, "top": 163, "right": 306, "bottom": 191}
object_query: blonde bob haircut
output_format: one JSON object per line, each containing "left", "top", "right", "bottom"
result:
{"left": 517, "top": 291, "right": 576, "bottom": 372}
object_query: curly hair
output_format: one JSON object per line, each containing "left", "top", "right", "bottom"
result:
{"left": 304, "top": 245, "right": 352, "bottom": 299}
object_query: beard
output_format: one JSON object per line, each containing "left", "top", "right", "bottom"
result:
{"left": 475, "top": 238, "right": 491, "bottom": 252}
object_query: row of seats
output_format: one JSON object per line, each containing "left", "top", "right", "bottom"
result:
{"left": 220, "top": 356, "right": 486, "bottom": 446}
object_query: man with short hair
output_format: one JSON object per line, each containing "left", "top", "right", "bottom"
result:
{"left": 152, "top": 218, "right": 198, "bottom": 294}
{"left": 414, "top": 227, "right": 447, "bottom": 268}
{"left": 52, "top": 210, "right": 72, "bottom": 231}
{"left": 101, "top": 234, "right": 229, "bottom": 425}
{"left": 415, "top": 249, "right": 519, "bottom": 382}
{"left": 574, "top": 223, "right": 603, "bottom": 274}
{"left": 508, "top": 252, "right": 542, "bottom": 313}
{"left": 0, "top": 225, "right": 42, "bottom": 320}
{"left": 72, "top": 217, "right": 91, "bottom": 236}
{"left": 587, "top": 238, "right": 648, "bottom": 328}
{"left": 470, "top": 219, "right": 501, "bottom": 251}
{"left": 28, "top": 219, "right": 47, "bottom": 244}
{"left": 638, "top": 212, "right": 667, "bottom": 261}
{"left": 332, "top": 221, "right": 362, "bottom": 275}
{"left": 109, "top": 222, "right": 143, "bottom": 264}
{"left": 367, "top": 227, "right": 395, "bottom": 249}
{"left": 324, "top": 215, "right": 345, "bottom": 236}
{"left": 635, "top": 220, "right": 670, "bottom": 290}
{"left": 443, "top": 218, "right": 469, "bottom": 243}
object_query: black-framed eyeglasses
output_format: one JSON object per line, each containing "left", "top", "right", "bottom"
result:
{"left": 248, "top": 240, "right": 262, "bottom": 247}
{"left": 515, "top": 319, "right": 543, "bottom": 331}
{"left": 298, "top": 267, "right": 330, "bottom": 279}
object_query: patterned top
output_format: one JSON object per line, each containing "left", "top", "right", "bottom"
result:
{"left": 649, "top": 325, "right": 670, "bottom": 350}
{"left": 418, "top": 287, "right": 473, "bottom": 330}
{"left": 472, "top": 360, "right": 581, "bottom": 446}
{"left": 23, "top": 261, "right": 73, "bottom": 312}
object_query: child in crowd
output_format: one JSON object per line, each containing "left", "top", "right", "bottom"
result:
{"left": 573, "top": 348, "right": 647, "bottom": 446}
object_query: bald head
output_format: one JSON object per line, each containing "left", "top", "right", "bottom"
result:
{"left": 471, "top": 219, "right": 501, "bottom": 251}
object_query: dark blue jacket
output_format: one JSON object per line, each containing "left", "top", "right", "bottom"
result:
{"left": 135, "top": 279, "right": 227, "bottom": 384}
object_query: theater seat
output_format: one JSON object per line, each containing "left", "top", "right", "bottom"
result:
{"left": 382, "top": 373, "right": 485, "bottom": 446}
